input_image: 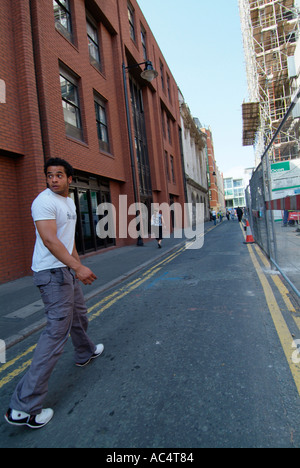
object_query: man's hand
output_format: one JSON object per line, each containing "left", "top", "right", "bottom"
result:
{"left": 35, "top": 221, "right": 98, "bottom": 285}
{"left": 74, "top": 264, "right": 97, "bottom": 285}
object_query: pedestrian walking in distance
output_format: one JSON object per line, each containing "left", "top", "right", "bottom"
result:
{"left": 211, "top": 209, "right": 217, "bottom": 226}
{"left": 5, "top": 158, "right": 104, "bottom": 429}
{"left": 236, "top": 206, "right": 243, "bottom": 223}
{"left": 151, "top": 209, "right": 165, "bottom": 248}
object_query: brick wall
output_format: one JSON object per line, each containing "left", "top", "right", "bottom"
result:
{"left": 0, "top": 0, "right": 45, "bottom": 282}
{"left": 0, "top": 0, "right": 186, "bottom": 283}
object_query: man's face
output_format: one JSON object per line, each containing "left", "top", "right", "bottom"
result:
{"left": 46, "top": 165, "right": 72, "bottom": 197}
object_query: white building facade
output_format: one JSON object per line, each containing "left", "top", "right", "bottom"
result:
{"left": 224, "top": 167, "right": 254, "bottom": 209}
{"left": 178, "top": 90, "right": 210, "bottom": 222}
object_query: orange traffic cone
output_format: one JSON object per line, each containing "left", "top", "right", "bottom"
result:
{"left": 244, "top": 220, "right": 255, "bottom": 244}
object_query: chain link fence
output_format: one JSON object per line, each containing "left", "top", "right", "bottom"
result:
{"left": 246, "top": 88, "right": 300, "bottom": 298}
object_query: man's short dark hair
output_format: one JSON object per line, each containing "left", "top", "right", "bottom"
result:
{"left": 44, "top": 158, "right": 74, "bottom": 178}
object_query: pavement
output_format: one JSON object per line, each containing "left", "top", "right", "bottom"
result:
{"left": 0, "top": 221, "right": 216, "bottom": 349}
{"left": 273, "top": 222, "right": 300, "bottom": 294}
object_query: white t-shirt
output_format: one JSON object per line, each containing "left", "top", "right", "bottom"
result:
{"left": 151, "top": 213, "right": 162, "bottom": 227}
{"left": 31, "top": 188, "right": 77, "bottom": 272}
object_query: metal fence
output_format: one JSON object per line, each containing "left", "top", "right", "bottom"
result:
{"left": 246, "top": 87, "right": 300, "bottom": 298}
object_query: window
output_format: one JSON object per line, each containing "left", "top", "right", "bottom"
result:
{"left": 224, "top": 179, "right": 233, "bottom": 189}
{"left": 165, "top": 151, "right": 170, "bottom": 181}
{"left": 234, "top": 188, "right": 244, "bottom": 198}
{"left": 225, "top": 189, "right": 234, "bottom": 197}
{"left": 130, "top": 78, "right": 152, "bottom": 198}
{"left": 53, "top": 0, "right": 73, "bottom": 42}
{"left": 170, "top": 156, "right": 175, "bottom": 183}
{"left": 60, "top": 68, "right": 83, "bottom": 141}
{"left": 87, "top": 18, "right": 102, "bottom": 71}
{"left": 234, "top": 197, "right": 245, "bottom": 207}
{"left": 94, "top": 94, "right": 110, "bottom": 153}
{"left": 233, "top": 179, "right": 243, "bottom": 188}
{"left": 141, "top": 25, "right": 147, "bottom": 61}
{"left": 167, "top": 74, "right": 171, "bottom": 102}
{"left": 161, "top": 107, "right": 166, "bottom": 139}
{"left": 160, "top": 60, "right": 165, "bottom": 90}
{"left": 128, "top": 2, "right": 136, "bottom": 42}
{"left": 167, "top": 116, "right": 172, "bottom": 144}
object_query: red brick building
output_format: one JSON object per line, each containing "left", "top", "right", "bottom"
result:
{"left": 202, "top": 127, "right": 225, "bottom": 214}
{"left": 0, "top": 0, "right": 186, "bottom": 283}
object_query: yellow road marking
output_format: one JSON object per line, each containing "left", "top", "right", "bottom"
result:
{"left": 0, "top": 225, "right": 218, "bottom": 390}
{"left": 0, "top": 345, "right": 37, "bottom": 375}
{"left": 89, "top": 267, "right": 161, "bottom": 321}
{"left": 0, "top": 359, "right": 34, "bottom": 390}
{"left": 271, "top": 275, "right": 300, "bottom": 330}
{"left": 252, "top": 244, "right": 300, "bottom": 329}
{"left": 0, "top": 242, "right": 189, "bottom": 389}
{"left": 247, "top": 244, "right": 300, "bottom": 395}
{"left": 240, "top": 223, "right": 300, "bottom": 396}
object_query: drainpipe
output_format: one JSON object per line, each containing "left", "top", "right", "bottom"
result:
{"left": 29, "top": 0, "right": 48, "bottom": 166}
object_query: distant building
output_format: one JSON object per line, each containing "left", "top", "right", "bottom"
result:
{"left": 224, "top": 167, "right": 254, "bottom": 209}
{"left": 201, "top": 127, "right": 225, "bottom": 214}
{"left": 178, "top": 90, "right": 210, "bottom": 222}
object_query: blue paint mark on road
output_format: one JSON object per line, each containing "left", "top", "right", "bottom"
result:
{"left": 145, "top": 271, "right": 182, "bottom": 290}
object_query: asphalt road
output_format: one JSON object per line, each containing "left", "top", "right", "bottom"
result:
{"left": 1, "top": 221, "right": 300, "bottom": 448}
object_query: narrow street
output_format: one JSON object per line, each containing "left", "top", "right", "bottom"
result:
{"left": 1, "top": 220, "right": 300, "bottom": 448}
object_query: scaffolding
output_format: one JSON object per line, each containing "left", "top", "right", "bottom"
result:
{"left": 239, "top": 0, "right": 300, "bottom": 164}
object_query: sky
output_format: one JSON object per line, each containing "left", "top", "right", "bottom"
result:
{"left": 137, "top": 0, "right": 256, "bottom": 176}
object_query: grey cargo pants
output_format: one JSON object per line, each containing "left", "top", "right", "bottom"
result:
{"left": 10, "top": 267, "right": 96, "bottom": 415}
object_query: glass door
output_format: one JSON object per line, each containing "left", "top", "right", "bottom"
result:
{"left": 78, "top": 189, "right": 94, "bottom": 252}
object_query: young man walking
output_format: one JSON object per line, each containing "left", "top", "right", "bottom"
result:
{"left": 5, "top": 158, "right": 104, "bottom": 429}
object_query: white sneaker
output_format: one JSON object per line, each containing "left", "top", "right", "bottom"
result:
{"left": 76, "top": 344, "right": 104, "bottom": 367}
{"left": 5, "top": 408, "right": 54, "bottom": 429}
{"left": 93, "top": 344, "right": 104, "bottom": 358}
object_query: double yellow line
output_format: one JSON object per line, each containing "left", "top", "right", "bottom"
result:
{"left": 0, "top": 242, "right": 189, "bottom": 390}
{"left": 241, "top": 223, "right": 300, "bottom": 396}
{"left": 5, "top": 222, "right": 298, "bottom": 398}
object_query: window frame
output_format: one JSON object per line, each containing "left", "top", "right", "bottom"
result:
{"left": 160, "top": 60, "right": 165, "bottom": 90}
{"left": 128, "top": 2, "right": 136, "bottom": 42}
{"left": 167, "top": 116, "right": 172, "bottom": 144}
{"left": 165, "top": 150, "right": 170, "bottom": 182}
{"left": 86, "top": 16, "right": 102, "bottom": 72}
{"left": 94, "top": 93, "right": 110, "bottom": 154}
{"left": 53, "top": 0, "right": 73, "bottom": 42}
{"left": 141, "top": 24, "right": 147, "bottom": 61}
{"left": 167, "top": 74, "right": 172, "bottom": 102}
{"left": 170, "top": 155, "right": 176, "bottom": 183}
{"left": 59, "top": 67, "right": 83, "bottom": 141}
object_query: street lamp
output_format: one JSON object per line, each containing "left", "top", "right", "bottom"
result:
{"left": 122, "top": 60, "right": 158, "bottom": 246}
{"left": 140, "top": 60, "right": 159, "bottom": 82}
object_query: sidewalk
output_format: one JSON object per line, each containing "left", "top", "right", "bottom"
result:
{"left": 273, "top": 222, "right": 300, "bottom": 295}
{"left": 0, "top": 222, "right": 215, "bottom": 348}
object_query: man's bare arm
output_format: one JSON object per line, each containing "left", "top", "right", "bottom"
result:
{"left": 35, "top": 220, "right": 97, "bottom": 285}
